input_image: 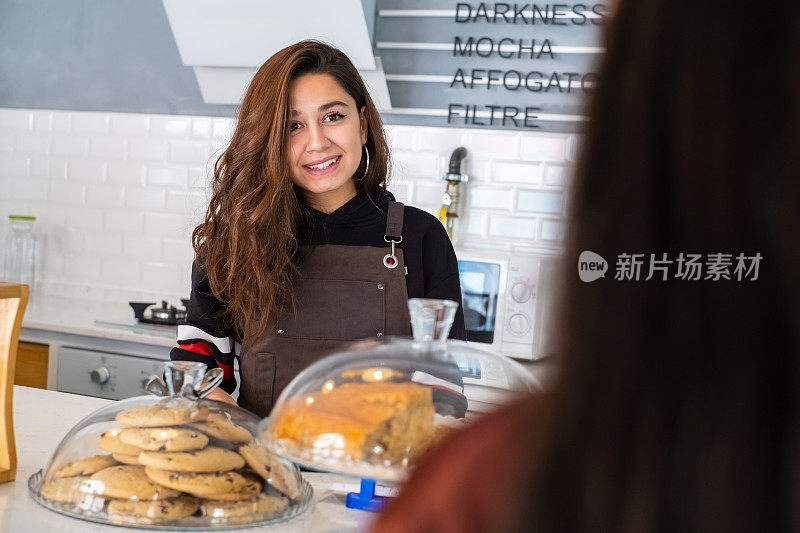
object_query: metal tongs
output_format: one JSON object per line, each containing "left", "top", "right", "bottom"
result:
{"left": 144, "top": 361, "right": 223, "bottom": 400}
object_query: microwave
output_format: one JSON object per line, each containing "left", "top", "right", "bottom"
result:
{"left": 456, "top": 251, "right": 558, "bottom": 361}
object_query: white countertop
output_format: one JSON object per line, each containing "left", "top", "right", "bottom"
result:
{"left": 1, "top": 386, "right": 378, "bottom": 532}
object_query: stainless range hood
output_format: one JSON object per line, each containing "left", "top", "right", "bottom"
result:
{"left": 162, "top": 0, "right": 391, "bottom": 109}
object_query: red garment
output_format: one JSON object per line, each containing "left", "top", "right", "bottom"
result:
{"left": 372, "top": 395, "right": 546, "bottom": 533}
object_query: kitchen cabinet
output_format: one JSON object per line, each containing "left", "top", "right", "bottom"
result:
{"left": 15, "top": 341, "right": 48, "bottom": 389}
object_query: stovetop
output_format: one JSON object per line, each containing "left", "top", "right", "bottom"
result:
{"left": 93, "top": 319, "right": 176, "bottom": 339}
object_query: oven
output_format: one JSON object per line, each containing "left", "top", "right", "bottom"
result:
{"left": 457, "top": 251, "right": 558, "bottom": 360}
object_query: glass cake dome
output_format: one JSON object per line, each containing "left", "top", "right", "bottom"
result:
{"left": 28, "top": 361, "right": 312, "bottom": 529}
{"left": 259, "top": 299, "right": 540, "bottom": 482}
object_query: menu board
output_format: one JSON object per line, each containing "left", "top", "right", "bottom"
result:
{"left": 374, "top": 1, "right": 607, "bottom": 133}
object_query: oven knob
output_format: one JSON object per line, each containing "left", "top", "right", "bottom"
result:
{"left": 508, "top": 314, "right": 530, "bottom": 335}
{"left": 510, "top": 282, "right": 532, "bottom": 303}
{"left": 90, "top": 367, "right": 110, "bottom": 384}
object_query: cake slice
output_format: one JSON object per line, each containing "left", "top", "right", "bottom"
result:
{"left": 271, "top": 382, "right": 435, "bottom": 465}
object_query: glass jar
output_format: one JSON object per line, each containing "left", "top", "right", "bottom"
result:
{"left": 4, "top": 215, "right": 37, "bottom": 295}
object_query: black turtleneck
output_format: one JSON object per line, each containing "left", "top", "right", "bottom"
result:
{"left": 172, "top": 189, "right": 466, "bottom": 392}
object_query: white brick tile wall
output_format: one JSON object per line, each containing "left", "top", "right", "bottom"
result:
{"left": 143, "top": 212, "right": 187, "bottom": 237}
{"left": 107, "top": 162, "right": 146, "bottom": 184}
{"left": 544, "top": 163, "right": 569, "bottom": 187}
{"left": 467, "top": 131, "right": 520, "bottom": 157}
{"left": 0, "top": 133, "right": 14, "bottom": 153}
{"left": 212, "top": 118, "right": 234, "bottom": 140}
{"left": 126, "top": 187, "right": 166, "bottom": 210}
{"left": 388, "top": 126, "right": 417, "bottom": 151}
{"left": 142, "top": 261, "right": 184, "bottom": 292}
{"left": 386, "top": 181, "right": 411, "bottom": 204}
{"left": 520, "top": 134, "right": 569, "bottom": 161}
{"left": 129, "top": 139, "right": 169, "bottom": 161}
{"left": 0, "top": 154, "right": 29, "bottom": 175}
{"left": 63, "top": 253, "right": 103, "bottom": 283}
{"left": 110, "top": 114, "right": 150, "bottom": 136}
{"left": 106, "top": 211, "right": 144, "bottom": 234}
{"left": 150, "top": 116, "right": 191, "bottom": 138}
{"left": 463, "top": 157, "right": 492, "bottom": 183}
{"left": 0, "top": 176, "right": 12, "bottom": 198}
{"left": 86, "top": 183, "right": 125, "bottom": 208}
{"left": 13, "top": 179, "right": 49, "bottom": 201}
{"left": 166, "top": 189, "right": 206, "bottom": 219}
{"left": 494, "top": 161, "right": 542, "bottom": 185}
{"left": 41, "top": 253, "right": 64, "bottom": 279}
{"left": 162, "top": 238, "right": 195, "bottom": 266}
{"left": 147, "top": 165, "right": 188, "bottom": 188}
{"left": 29, "top": 156, "right": 51, "bottom": 178}
{"left": 37, "top": 205, "right": 67, "bottom": 227}
{"left": 0, "top": 109, "right": 32, "bottom": 130}
{"left": 48, "top": 157, "right": 69, "bottom": 179}
{"left": 469, "top": 187, "right": 513, "bottom": 210}
{"left": 123, "top": 235, "right": 162, "bottom": 259}
{"left": 169, "top": 141, "right": 210, "bottom": 165}
{"left": 71, "top": 112, "right": 110, "bottom": 134}
{"left": 540, "top": 219, "right": 565, "bottom": 242}
{"left": 49, "top": 181, "right": 86, "bottom": 205}
{"left": 102, "top": 258, "right": 141, "bottom": 286}
{"left": 191, "top": 118, "right": 212, "bottom": 139}
{"left": 32, "top": 112, "right": 53, "bottom": 131}
{"left": 90, "top": 138, "right": 127, "bottom": 159}
{"left": 52, "top": 135, "right": 90, "bottom": 157}
{"left": 66, "top": 207, "right": 104, "bottom": 230}
{"left": 188, "top": 166, "right": 211, "bottom": 189}
{"left": 392, "top": 151, "right": 441, "bottom": 179}
{"left": 418, "top": 129, "right": 468, "bottom": 155}
{"left": 465, "top": 211, "right": 488, "bottom": 236}
{"left": 52, "top": 228, "right": 84, "bottom": 252}
{"left": 68, "top": 158, "right": 106, "bottom": 181}
{"left": 489, "top": 214, "right": 538, "bottom": 240}
{"left": 0, "top": 108, "right": 574, "bottom": 296}
{"left": 516, "top": 190, "right": 564, "bottom": 214}
{"left": 51, "top": 111, "right": 72, "bottom": 132}
{"left": 15, "top": 132, "right": 50, "bottom": 155}
{"left": 85, "top": 232, "right": 123, "bottom": 255}
{"left": 412, "top": 181, "right": 446, "bottom": 206}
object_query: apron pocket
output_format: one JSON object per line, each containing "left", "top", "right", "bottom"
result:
{"left": 277, "top": 279, "right": 386, "bottom": 340}
{"left": 238, "top": 352, "right": 276, "bottom": 417}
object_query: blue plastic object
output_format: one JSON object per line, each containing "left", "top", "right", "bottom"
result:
{"left": 345, "top": 478, "right": 388, "bottom": 513}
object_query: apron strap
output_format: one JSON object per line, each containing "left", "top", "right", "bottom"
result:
{"left": 385, "top": 201, "right": 404, "bottom": 240}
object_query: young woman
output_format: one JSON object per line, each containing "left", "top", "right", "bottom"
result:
{"left": 374, "top": 0, "right": 800, "bottom": 531}
{"left": 171, "top": 41, "right": 466, "bottom": 417}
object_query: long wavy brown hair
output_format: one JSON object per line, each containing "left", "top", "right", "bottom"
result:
{"left": 192, "top": 40, "right": 391, "bottom": 341}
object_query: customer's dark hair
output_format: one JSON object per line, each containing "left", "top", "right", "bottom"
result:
{"left": 511, "top": 1, "right": 800, "bottom": 531}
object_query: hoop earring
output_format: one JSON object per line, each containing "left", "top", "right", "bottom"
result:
{"left": 356, "top": 144, "right": 369, "bottom": 181}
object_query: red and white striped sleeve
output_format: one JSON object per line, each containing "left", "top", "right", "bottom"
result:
{"left": 170, "top": 261, "right": 238, "bottom": 394}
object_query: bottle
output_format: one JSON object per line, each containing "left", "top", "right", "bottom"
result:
{"left": 3, "top": 215, "right": 37, "bottom": 297}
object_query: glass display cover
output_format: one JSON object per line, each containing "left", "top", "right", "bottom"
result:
{"left": 261, "top": 299, "right": 539, "bottom": 482}
{"left": 28, "top": 361, "right": 312, "bottom": 529}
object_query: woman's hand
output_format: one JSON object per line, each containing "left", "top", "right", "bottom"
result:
{"left": 205, "top": 387, "right": 238, "bottom": 406}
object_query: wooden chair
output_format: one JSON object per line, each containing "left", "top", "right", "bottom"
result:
{"left": 0, "top": 283, "right": 28, "bottom": 483}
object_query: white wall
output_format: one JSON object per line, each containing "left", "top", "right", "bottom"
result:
{"left": 0, "top": 108, "right": 573, "bottom": 298}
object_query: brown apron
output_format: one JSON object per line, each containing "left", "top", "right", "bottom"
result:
{"left": 238, "top": 201, "right": 411, "bottom": 417}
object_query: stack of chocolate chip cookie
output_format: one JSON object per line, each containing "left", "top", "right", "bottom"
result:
{"left": 40, "top": 401, "right": 303, "bottom": 524}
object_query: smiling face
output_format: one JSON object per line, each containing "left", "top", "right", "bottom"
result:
{"left": 287, "top": 73, "right": 367, "bottom": 213}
